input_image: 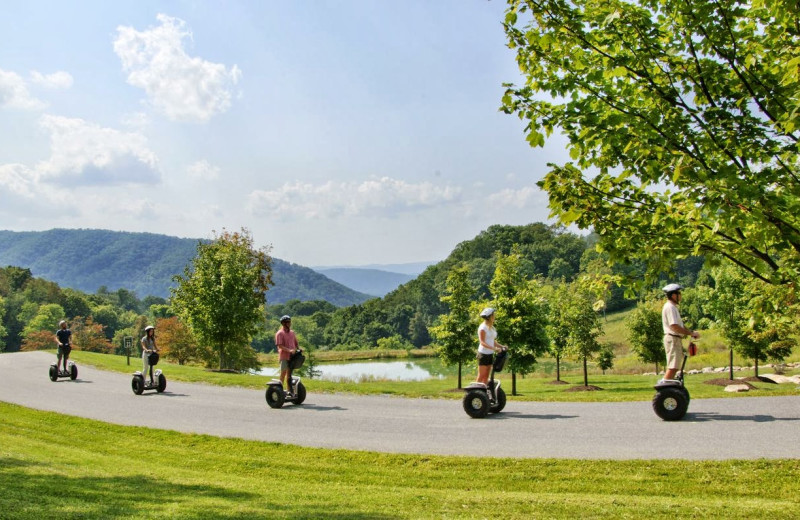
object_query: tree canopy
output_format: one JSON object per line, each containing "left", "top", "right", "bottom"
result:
{"left": 503, "top": 0, "right": 800, "bottom": 298}
{"left": 171, "top": 229, "right": 272, "bottom": 370}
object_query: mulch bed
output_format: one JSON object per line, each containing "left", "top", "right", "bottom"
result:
{"left": 565, "top": 385, "right": 603, "bottom": 392}
{"left": 546, "top": 380, "right": 570, "bottom": 385}
{"left": 742, "top": 376, "right": 778, "bottom": 384}
{"left": 703, "top": 378, "right": 757, "bottom": 389}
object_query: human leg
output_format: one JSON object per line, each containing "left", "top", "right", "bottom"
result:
{"left": 663, "top": 335, "right": 683, "bottom": 380}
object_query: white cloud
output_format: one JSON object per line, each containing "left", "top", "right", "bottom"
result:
{"left": 36, "top": 114, "right": 160, "bottom": 185}
{"left": 113, "top": 13, "right": 242, "bottom": 122}
{"left": 30, "top": 70, "right": 74, "bottom": 89}
{"left": 0, "top": 163, "right": 38, "bottom": 197}
{"left": 0, "top": 68, "right": 46, "bottom": 110}
{"left": 247, "top": 177, "right": 463, "bottom": 219}
{"left": 186, "top": 159, "right": 220, "bottom": 180}
{"left": 487, "top": 186, "right": 546, "bottom": 209}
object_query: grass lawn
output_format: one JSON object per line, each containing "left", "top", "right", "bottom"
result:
{"left": 1, "top": 402, "right": 799, "bottom": 519}
{"left": 66, "top": 350, "right": 800, "bottom": 402}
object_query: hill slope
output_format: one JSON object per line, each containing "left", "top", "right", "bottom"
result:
{"left": 0, "top": 229, "right": 370, "bottom": 306}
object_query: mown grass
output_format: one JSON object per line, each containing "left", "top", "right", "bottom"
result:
{"left": 66, "top": 349, "right": 800, "bottom": 402}
{"left": 1, "top": 402, "right": 799, "bottom": 519}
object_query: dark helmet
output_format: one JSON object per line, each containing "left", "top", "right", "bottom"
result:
{"left": 280, "top": 315, "right": 291, "bottom": 323}
{"left": 663, "top": 283, "right": 683, "bottom": 299}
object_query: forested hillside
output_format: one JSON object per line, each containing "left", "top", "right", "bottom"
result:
{"left": 0, "top": 229, "right": 370, "bottom": 305}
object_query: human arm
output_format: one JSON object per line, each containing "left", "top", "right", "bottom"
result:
{"left": 668, "top": 323, "right": 699, "bottom": 339}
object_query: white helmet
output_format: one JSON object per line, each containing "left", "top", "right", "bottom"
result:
{"left": 479, "top": 307, "right": 495, "bottom": 319}
{"left": 59, "top": 320, "right": 67, "bottom": 327}
{"left": 662, "top": 283, "right": 683, "bottom": 297}
{"left": 144, "top": 325, "right": 155, "bottom": 332}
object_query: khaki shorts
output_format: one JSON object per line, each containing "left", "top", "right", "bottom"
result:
{"left": 664, "top": 334, "right": 684, "bottom": 369}
{"left": 280, "top": 359, "right": 290, "bottom": 371}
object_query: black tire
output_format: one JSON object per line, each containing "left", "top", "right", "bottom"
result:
{"left": 679, "top": 386, "right": 690, "bottom": 404}
{"left": 69, "top": 364, "right": 78, "bottom": 380}
{"left": 265, "top": 385, "right": 285, "bottom": 409}
{"left": 157, "top": 373, "right": 167, "bottom": 393}
{"left": 490, "top": 387, "right": 507, "bottom": 414}
{"left": 293, "top": 382, "right": 307, "bottom": 405}
{"left": 463, "top": 389, "right": 490, "bottom": 418}
{"left": 652, "top": 387, "right": 689, "bottom": 421}
{"left": 49, "top": 365, "right": 58, "bottom": 382}
{"left": 132, "top": 375, "right": 144, "bottom": 395}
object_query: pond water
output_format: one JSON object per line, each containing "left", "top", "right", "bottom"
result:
{"left": 254, "top": 357, "right": 459, "bottom": 382}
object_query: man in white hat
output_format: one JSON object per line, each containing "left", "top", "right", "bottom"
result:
{"left": 662, "top": 284, "right": 699, "bottom": 380}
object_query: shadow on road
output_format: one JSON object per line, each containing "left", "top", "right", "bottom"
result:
{"left": 137, "top": 392, "right": 190, "bottom": 397}
{"left": 493, "top": 411, "right": 578, "bottom": 420}
{"left": 280, "top": 404, "right": 348, "bottom": 412}
{"left": 688, "top": 412, "right": 800, "bottom": 422}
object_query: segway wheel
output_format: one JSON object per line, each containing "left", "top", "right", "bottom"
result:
{"left": 490, "top": 387, "right": 507, "bottom": 414}
{"left": 69, "top": 364, "right": 78, "bottom": 380}
{"left": 463, "top": 389, "right": 490, "bottom": 418}
{"left": 132, "top": 375, "right": 145, "bottom": 395}
{"left": 293, "top": 382, "right": 307, "bottom": 405}
{"left": 49, "top": 365, "right": 58, "bottom": 382}
{"left": 265, "top": 385, "right": 285, "bottom": 409}
{"left": 156, "top": 374, "right": 167, "bottom": 393}
{"left": 652, "top": 387, "right": 688, "bottom": 421}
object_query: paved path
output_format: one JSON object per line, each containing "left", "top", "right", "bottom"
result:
{"left": 2, "top": 352, "right": 799, "bottom": 459}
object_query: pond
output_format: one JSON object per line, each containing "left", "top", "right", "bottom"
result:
{"left": 254, "top": 357, "right": 461, "bottom": 383}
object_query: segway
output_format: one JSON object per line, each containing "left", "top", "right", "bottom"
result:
{"left": 652, "top": 345, "right": 694, "bottom": 421}
{"left": 266, "top": 349, "right": 307, "bottom": 408}
{"left": 462, "top": 349, "right": 508, "bottom": 418}
{"left": 132, "top": 351, "right": 166, "bottom": 395}
{"left": 49, "top": 360, "right": 78, "bottom": 381}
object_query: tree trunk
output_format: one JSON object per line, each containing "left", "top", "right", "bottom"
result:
{"left": 583, "top": 355, "right": 588, "bottom": 387}
{"left": 512, "top": 370, "right": 517, "bottom": 396}
{"left": 556, "top": 354, "right": 561, "bottom": 381}
{"left": 729, "top": 349, "right": 734, "bottom": 380}
{"left": 654, "top": 362, "right": 658, "bottom": 375}
{"left": 457, "top": 362, "right": 462, "bottom": 389}
{"left": 754, "top": 357, "right": 759, "bottom": 378}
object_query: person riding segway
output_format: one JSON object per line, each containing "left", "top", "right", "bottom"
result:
{"left": 462, "top": 308, "right": 508, "bottom": 418}
{"left": 265, "top": 315, "right": 307, "bottom": 408}
{"left": 652, "top": 283, "right": 699, "bottom": 420}
{"left": 132, "top": 325, "right": 167, "bottom": 395}
{"left": 49, "top": 320, "right": 78, "bottom": 381}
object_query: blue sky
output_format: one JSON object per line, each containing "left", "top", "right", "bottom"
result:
{"left": 0, "top": 0, "right": 568, "bottom": 266}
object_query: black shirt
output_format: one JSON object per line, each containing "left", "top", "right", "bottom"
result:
{"left": 56, "top": 328, "right": 71, "bottom": 345}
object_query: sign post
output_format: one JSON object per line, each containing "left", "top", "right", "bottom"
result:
{"left": 124, "top": 336, "right": 133, "bottom": 366}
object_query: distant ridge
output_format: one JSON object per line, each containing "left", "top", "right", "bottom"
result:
{"left": 314, "top": 268, "right": 415, "bottom": 297}
{"left": 0, "top": 229, "right": 371, "bottom": 306}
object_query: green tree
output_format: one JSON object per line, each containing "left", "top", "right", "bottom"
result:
{"left": 544, "top": 284, "right": 570, "bottom": 382}
{"left": 706, "top": 265, "right": 795, "bottom": 377}
{"left": 21, "top": 303, "right": 65, "bottom": 340}
{"left": 489, "top": 250, "right": 550, "bottom": 395}
{"left": 0, "top": 296, "right": 6, "bottom": 351}
{"left": 503, "top": 0, "right": 800, "bottom": 303}
{"left": 171, "top": 229, "right": 272, "bottom": 371}
{"left": 430, "top": 265, "right": 477, "bottom": 389}
{"left": 156, "top": 316, "right": 200, "bottom": 365}
{"left": 626, "top": 299, "right": 665, "bottom": 374}
{"left": 550, "top": 281, "right": 603, "bottom": 387}
{"left": 597, "top": 343, "right": 615, "bottom": 375}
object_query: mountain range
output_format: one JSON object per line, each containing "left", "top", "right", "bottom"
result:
{"left": 0, "top": 229, "right": 381, "bottom": 306}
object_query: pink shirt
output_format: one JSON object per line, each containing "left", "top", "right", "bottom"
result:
{"left": 275, "top": 328, "right": 298, "bottom": 360}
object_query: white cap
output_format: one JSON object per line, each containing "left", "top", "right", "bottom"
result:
{"left": 662, "top": 283, "right": 683, "bottom": 293}
{"left": 479, "top": 307, "right": 495, "bottom": 319}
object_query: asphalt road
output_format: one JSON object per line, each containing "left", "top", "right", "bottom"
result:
{"left": 2, "top": 351, "right": 799, "bottom": 459}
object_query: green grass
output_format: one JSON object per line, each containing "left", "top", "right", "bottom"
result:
{"left": 66, "top": 349, "right": 800, "bottom": 402}
{"left": 1, "top": 402, "right": 799, "bottom": 519}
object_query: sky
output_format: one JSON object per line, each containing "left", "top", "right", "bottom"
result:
{"left": 0, "top": 0, "right": 569, "bottom": 267}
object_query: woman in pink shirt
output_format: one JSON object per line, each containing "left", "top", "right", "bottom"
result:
{"left": 275, "top": 315, "right": 299, "bottom": 394}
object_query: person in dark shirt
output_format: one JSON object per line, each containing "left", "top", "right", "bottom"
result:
{"left": 54, "top": 320, "right": 72, "bottom": 374}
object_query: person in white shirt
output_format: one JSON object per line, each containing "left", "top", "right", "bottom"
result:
{"left": 661, "top": 284, "right": 699, "bottom": 381}
{"left": 475, "top": 307, "right": 507, "bottom": 384}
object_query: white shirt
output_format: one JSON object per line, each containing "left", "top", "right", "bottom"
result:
{"left": 662, "top": 300, "right": 684, "bottom": 335}
{"left": 477, "top": 322, "right": 497, "bottom": 355}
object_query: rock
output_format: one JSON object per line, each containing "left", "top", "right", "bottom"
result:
{"left": 789, "top": 375, "right": 800, "bottom": 384}
{"left": 642, "top": 372, "right": 656, "bottom": 376}
{"left": 687, "top": 369, "right": 702, "bottom": 375}
{"left": 702, "top": 367, "right": 715, "bottom": 373}
{"left": 724, "top": 384, "right": 750, "bottom": 393}
{"left": 714, "top": 367, "right": 728, "bottom": 373}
